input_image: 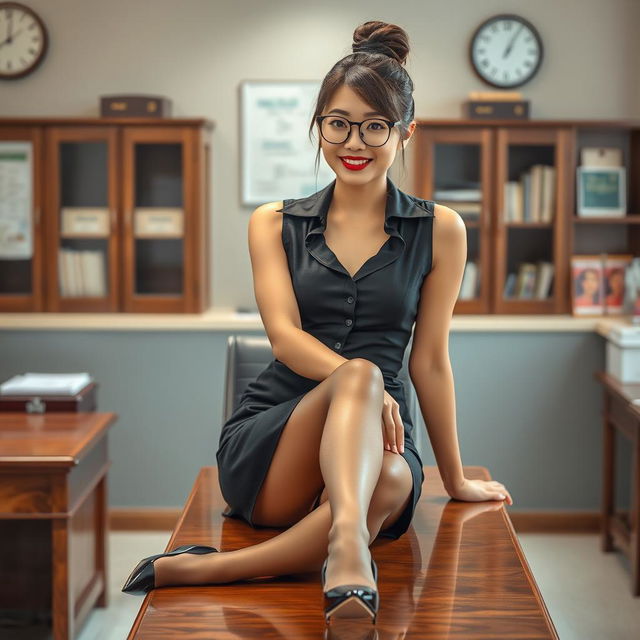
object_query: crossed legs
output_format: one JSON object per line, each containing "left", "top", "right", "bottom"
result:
{"left": 153, "top": 358, "right": 413, "bottom": 587}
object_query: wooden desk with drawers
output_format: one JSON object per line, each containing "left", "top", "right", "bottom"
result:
{"left": 0, "top": 412, "right": 117, "bottom": 639}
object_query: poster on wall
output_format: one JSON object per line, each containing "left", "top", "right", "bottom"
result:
{"left": 240, "top": 80, "right": 334, "bottom": 206}
{"left": 0, "top": 141, "right": 33, "bottom": 259}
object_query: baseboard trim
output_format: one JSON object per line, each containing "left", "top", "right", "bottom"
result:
{"left": 508, "top": 511, "right": 602, "bottom": 533}
{"left": 109, "top": 508, "right": 606, "bottom": 533}
{"left": 110, "top": 507, "right": 181, "bottom": 531}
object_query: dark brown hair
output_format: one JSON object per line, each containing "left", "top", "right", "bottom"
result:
{"left": 308, "top": 21, "right": 415, "bottom": 179}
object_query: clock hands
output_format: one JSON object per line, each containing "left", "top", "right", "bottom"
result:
{"left": 502, "top": 24, "right": 524, "bottom": 58}
{"left": 0, "top": 28, "right": 24, "bottom": 49}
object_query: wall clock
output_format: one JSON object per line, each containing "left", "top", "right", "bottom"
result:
{"left": 469, "top": 14, "right": 543, "bottom": 89}
{"left": 0, "top": 2, "right": 48, "bottom": 80}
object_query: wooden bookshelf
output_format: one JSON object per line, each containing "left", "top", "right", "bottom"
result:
{"left": 0, "top": 117, "right": 213, "bottom": 313}
{"left": 414, "top": 118, "right": 640, "bottom": 315}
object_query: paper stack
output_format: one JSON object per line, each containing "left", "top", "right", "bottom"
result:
{"left": 0, "top": 373, "right": 93, "bottom": 396}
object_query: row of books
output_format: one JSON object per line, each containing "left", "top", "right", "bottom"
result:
{"left": 503, "top": 261, "right": 555, "bottom": 299}
{"left": 58, "top": 248, "right": 107, "bottom": 297}
{"left": 457, "top": 260, "right": 555, "bottom": 300}
{"left": 504, "top": 165, "right": 556, "bottom": 223}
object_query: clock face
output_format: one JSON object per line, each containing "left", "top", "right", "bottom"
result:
{"left": 470, "top": 14, "right": 543, "bottom": 89}
{"left": 0, "top": 2, "right": 48, "bottom": 79}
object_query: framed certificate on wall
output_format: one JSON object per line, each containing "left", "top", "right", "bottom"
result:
{"left": 240, "top": 80, "right": 334, "bottom": 207}
{"left": 0, "top": 141, "right": 33, "bottom": 258}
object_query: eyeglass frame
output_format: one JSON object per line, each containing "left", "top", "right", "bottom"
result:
{"left": 315, "top": 115, "right": 401, "bottom": 147}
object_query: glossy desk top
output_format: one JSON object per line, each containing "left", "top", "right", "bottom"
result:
{"left": 0, "top": 412, "right": 117, "bottom": 468}
{"left": 127, "top": 465, "right": 558, "bottom": 639}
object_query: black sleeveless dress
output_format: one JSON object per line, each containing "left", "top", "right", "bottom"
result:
{"left": 216, "top": 175, "right": 434, "bottom": 540}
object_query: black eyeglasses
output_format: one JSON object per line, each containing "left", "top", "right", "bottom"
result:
{"left": 315, "top": 115, "right": 401, "bottom": 147}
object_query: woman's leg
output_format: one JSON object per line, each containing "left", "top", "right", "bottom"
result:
{"left": 318, "top": 359, "right": 385, "bottom": 592}
{"left": 153, "top": 449, "right": 413, "bottom": 586}
{"left": 153, "top": 358, "right": 412, "bottom": 587}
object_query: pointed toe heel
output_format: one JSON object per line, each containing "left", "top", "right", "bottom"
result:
{"left": 121, "top": 544, "right": 219, "bottom": 595}
{"left": 321, "top": 556, "right": 379, "bottom": 624}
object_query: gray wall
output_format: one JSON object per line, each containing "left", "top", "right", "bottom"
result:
{"left": 2, "top": 329, "right": 630, "bottom": 512}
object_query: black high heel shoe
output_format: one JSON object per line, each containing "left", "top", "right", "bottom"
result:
{"left": 321, "top": 555, "right": 379, "bottom": 624}
{"left": 121, "top": 544, "right": 219, "bottom": 595}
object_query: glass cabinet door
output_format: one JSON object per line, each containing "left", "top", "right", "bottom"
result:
{"left": 494, "top": 128, "right": 570, "bottom": 313}
{"left": 121, "top": 127, "right": 193, "bottom": 312}
{"left": 417, "top": 127, "right": 493, "bottom": 313}
{"left": 45, "top": 127, "right": 119, "bottom": 312}
{"left": 0, "top": 127, "right": 43, "bottom": 311}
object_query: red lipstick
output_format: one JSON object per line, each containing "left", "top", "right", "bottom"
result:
{"left": 339, "top": 156, "right": 373, "bottom": 171}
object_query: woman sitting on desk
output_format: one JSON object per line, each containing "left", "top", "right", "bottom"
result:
{"left": 122, "top": 20, "right": 513, "bottom": 625}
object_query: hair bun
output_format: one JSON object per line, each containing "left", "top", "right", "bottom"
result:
{"left": 352, "top": 21, "right": 410, "bottom": 65}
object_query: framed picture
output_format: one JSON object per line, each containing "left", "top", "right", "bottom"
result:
{"left": 576, "top": 166, "right": 626, "bottom": 217}
{"left": 571, "top": 255, "right": 604, "bottom": 316}
{"left": 603, "top": 254, "right": 632, "bottom": 315}
{"left": 239, "top": 80, "right": 334, "bottom": 206}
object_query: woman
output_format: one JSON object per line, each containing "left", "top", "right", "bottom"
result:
{"left": 122, "top": 20, "right": 514, "bottom": 624}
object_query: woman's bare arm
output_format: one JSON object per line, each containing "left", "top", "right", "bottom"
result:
{"left": 408, "top": 204, "right": 467, "bottom": 492}
{"left": 248, "top": 202, "right": 348, "bottom": 381}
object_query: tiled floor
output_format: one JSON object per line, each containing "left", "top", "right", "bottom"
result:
{"left": 2, "top": 532, "right": 639, "bottom": 639}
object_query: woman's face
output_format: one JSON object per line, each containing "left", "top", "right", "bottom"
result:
{"left": 610, "top": 270, "right": 624, "bottom": 292}
{"left": 319, "top": 84, "right": 415, "bottom": 184}
{"left": 582, "top": 269, "right": 599, "bottom": 294}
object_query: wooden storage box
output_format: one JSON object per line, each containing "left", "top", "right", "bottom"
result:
{"left": 0, "top": 382, "right": 98, "bottom": 413}
{"left": 100, "top": 94, "right": 172, "bottom": 117}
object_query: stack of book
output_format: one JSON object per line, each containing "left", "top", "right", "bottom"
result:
{"left": 503, "top": 164, "right": 556, "bottom": 223}
{"left": 434, "top": 186, "right": 482, "bottom": 220}
{"left": 503, "top": 262, "right": 555, "bottom": 299}
{"left": 58, "top": 249, "right": 107, "bottom": 297}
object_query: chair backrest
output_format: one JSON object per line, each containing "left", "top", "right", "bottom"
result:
{"left": 222, "top": 335, "right": 428, "bottom": 460}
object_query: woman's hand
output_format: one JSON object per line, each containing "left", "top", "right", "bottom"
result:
{"left": 447, "top": 478, "right": 513, "bottom": 505}
{"left": 381, "top": 389, "right": 404, "bottom": 454}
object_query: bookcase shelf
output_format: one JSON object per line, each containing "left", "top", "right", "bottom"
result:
{"left": 414, "top": 118, "right": 640, "bottom": 315}
{"left": 0, "top": 117, "right": 213, "bottom": 313}
{"left": 572, "top": 215, "right": 640, "bottom": 224}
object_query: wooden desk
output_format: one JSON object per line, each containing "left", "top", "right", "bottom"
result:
{"left": 127, "top": 465, "right": 558, "bottom": 639}
{"left": 594, "top": 371, "right": 640, "bottom": 596}
{"left": 0, "top": 411, "right": 117, "bottom": 639}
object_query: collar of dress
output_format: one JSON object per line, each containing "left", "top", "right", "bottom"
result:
{"left": 275, "top": 175, "right": 434, "bottom": 226}
{"left": 275, "top": 176, "right": 434, "bottom": 282}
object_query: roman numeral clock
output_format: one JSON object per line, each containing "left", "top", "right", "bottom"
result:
{"left": 469, "top": 14, "right": 543, "bottom": 88}
{"left": 0, "top": 2, "right": 48, "bottom": 80}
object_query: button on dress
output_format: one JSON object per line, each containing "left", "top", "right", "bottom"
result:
{"left": 216, "top": 175, "right": 434, "bottom": 540}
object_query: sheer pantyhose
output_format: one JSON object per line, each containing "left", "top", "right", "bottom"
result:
{"left": 153, "top": 359, "right": 413, "bottom": 589}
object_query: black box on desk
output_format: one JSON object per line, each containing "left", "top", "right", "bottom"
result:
{"left": 0, "top": 382, "right": 98, "bottom": 413}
